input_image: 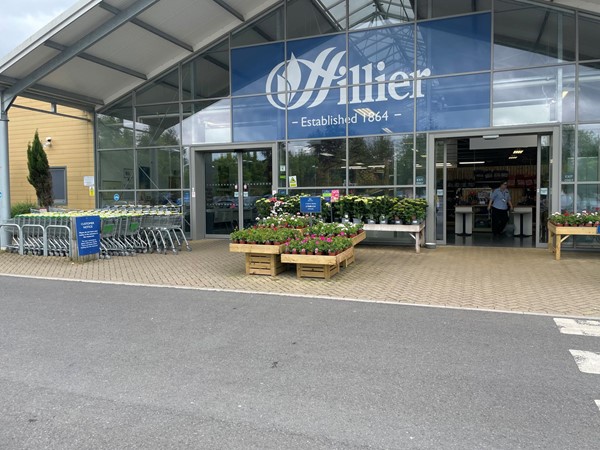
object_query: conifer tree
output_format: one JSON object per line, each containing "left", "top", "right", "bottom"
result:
{"left": 27, "top": 130, "right": 54, "bottom": 208}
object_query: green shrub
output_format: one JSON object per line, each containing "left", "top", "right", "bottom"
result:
{"left": 11, "top": 201, "right": 38, "bottom": 218}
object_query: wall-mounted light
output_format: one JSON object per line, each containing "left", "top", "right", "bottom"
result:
{"left": 458, "top": 161, "right": 486, "bottom": 164}
{"left": 482, "top": 134, "right": 499, "bottom": 140}
{"left": 43, "top": 137, "right": 52, "bottom": 149}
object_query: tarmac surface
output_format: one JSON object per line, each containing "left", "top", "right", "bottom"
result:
{"left": 1, "top": 240, "right": 599, "bottom": 319}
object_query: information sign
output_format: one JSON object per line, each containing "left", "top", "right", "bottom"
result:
{"left": 331, "top": 189, "right": 340, "bottom": 202}
{"left": 113, "top": 193, "right": 120, "bottom": 201}
{"left": 300, "top": 196, "right": 322, "bottom": 214}
{"left": 75, "top": 216, "right": 100, "bottom": 256}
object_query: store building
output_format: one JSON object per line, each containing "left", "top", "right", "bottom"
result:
{"left": 2, "top": 0, "right": 600, "bottom": 249}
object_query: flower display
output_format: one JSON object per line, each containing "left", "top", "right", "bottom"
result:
{"left": 284, "top": 235, "right": 352, "bottom": 255}
{"left": 549, "top": 210, "right": 600, "bottom": 226}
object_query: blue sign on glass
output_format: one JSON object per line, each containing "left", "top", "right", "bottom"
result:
{"left": 75, "top": 216, "right": 100, "bottom": 256}
{"left": 300, "top": 196, "right": 322, "bottom": 214}
{"left": 113, "top": 193, "right": 120, "bottom": 202}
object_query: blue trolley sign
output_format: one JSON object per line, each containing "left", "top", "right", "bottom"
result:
{"left": 300, "top": 196, "right": 322, "bottom": 214}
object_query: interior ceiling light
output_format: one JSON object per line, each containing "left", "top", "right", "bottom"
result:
{"left": 382, "top": 127, "right": 393, "bottom": 134}
{"left": 512, "top": 149, "right": 524, "bottom": 154}
{"left": 458, "top": 161, "right": 486, "bottom": 164}
{"left": 562, "top": 90, "right": 569, "bottom": 98}
{"left": 435, "top": 162, "right": 453, "bottom": 167}
{"left": 320, "top": 152, "right": 334, "bottom": 157}
{"left": 354, "top": 107, "right": 375, "bottom": 118}
{"left": 508, "top": 156, "right": 518, "bottom": 159}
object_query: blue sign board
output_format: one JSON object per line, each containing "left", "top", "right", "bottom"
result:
{"left": 300, "top": 196, "right": 322, "bottom": 214}
{"left": 229, "top": 13, "right": 492, "bottom": 139}
{"left": 113, "top": 193, "right": 120, "bottom": 202}
{"left": 75, "top": 216, "right": 100, "bottom": 256}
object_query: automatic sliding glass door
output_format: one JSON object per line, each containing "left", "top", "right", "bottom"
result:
{"left": 204, "top": 149, "right": 272, "bottom": 236}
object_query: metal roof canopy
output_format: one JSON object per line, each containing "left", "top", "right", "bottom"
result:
{"left": 0, "top": 0, "right": 279, "bottom": 113}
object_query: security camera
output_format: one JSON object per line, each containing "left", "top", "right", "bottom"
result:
{"left": 46, "top": 137, "right": 52, "bottom": 143}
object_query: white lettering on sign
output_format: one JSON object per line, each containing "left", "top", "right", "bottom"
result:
{"left": 266, "top": 48, "right": 431, "bottom": 110}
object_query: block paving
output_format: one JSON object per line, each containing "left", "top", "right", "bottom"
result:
{"left": 1, "top": 240, "right": 599, "bottom": 318}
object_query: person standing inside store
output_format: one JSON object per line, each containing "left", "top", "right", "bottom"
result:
{"left": 487, "top": 181, "right": 513, "bottom": 236}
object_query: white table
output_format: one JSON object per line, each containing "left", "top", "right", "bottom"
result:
{"left": 363, "top": 222, "right": 426, "bottom": 253}
{"left": 513, "top": 206, "right": 533, "bottom": 237}
{"left": 454, "top": 206, "right": 473, "bottom": 236}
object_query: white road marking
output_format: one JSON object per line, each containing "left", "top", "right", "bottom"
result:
{"left": 554, "top": 318, "right": 600, "bottom": 337}
{"left": 569, "top": 350, "right": 600, "bottom": 374}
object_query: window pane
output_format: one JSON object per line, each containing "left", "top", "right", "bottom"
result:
{"left": 560, "top": 183, "right": 574, "bottom": 212}
{"left": 137, "top": 190, "right": 183, "bottom": 207}
{"left": 287, "top": 87, "right": 347, "bottom": 139}
{"left": 182, "top": 41, "right": 229, "bottom": 100}
{"left": 579, "top": 14, "right": 600, "bottom": 61}
{"left": 136, "top": 69, "right": 179, "bottom": 105}
{"left": 137, "top": 147, "right": 181, "bottom": 190}
{"left": 181, "top": 99, "right": 231, "bottom": 144}
{"left": 417, "top": 13, "right": 491, "bottom": 76}
{"left": 135, "top": 104, "right": 181, "bottom": 147}
{"left": 494, "top": 0, "right": 575, "bottom": 69}
{"left": 99, "top": 191, "right": 135, "bottom": 207}
{"left": 350, "top": 0, "right": 415, "bottom": 30}
{"left": 577, "top": 124, "right": 600, "bottom": 182}
{"left": 417, "top": 73, "right": 490, "bottom": 131}
{"left": 415, "top": 133, "right": 426, "bottom": 185}
{"left": 578, "top": 64, "right": 600, "bottom": 122}
{"left": 98, "top": 149, "right": 134, "bottom": 190}
{"left": 577, "top": 184, "right": 600, "bottom": 212}
{"left": 50, "top": 168, "right": 66, "bottom": 204}
{"left": 287, "top": 0, "right": 341, "bottom": 39}
{"left": 288, "top": 139, "right": 346, "bottom": 187}
{"left": 348, "top": 24, "right": 415, "bottom": 81}
{"left": 348, "top": 134, "right": 414, "bottom": 186}
{"left": 232, "top": 95, "right": 285, "bottom": 142}
{"left": 231, "top": 42, "right": 284, "bottom": 96}
{"left": 97, "top": 96, "right": 134, "bottom": 149}
{"left": 417, "top": 0, "right": 491, "bottom": 20}
{"left": 493, "top": 65, "right": 575, "bottom": 126}
{"left": 231, "top": 6, "right": 284, "bottom": 47}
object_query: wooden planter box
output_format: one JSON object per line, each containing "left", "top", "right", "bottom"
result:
{"left": 547, "top": 222, "right": 600, "bottom": 260}
{"left": 281, "top": 247, "right": 355, "bottom": 280}
{"left": 229, "top": 243, "right": 287, "bottom": 276}
{"left": 350, "top": 230, "right": 366, "bottom": 246}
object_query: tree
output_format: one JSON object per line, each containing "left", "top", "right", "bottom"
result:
{"left": 27, "top": 130, "right": 54, "bottom": 208}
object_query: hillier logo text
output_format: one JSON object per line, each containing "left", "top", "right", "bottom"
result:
{"left": 265, "top": 47, "right": 431, "bottom": 110}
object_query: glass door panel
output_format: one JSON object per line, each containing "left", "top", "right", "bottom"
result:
{"left": 205, "top": 152, "right": 239, "bottom": 234}
{"left": 537, "top": 134, "right": 551, "bottom": 245}
{"left": 241, "top": 149, "right": 272, "bottom": 228}
{"left": 204, "top": 148, "right": 273, "bottom": 235}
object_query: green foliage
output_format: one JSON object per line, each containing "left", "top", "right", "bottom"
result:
{"left": 26, "top": 130, "right": 54, "bottom": 208}
{"left": 10, "top": 201, "right": 38, "bottom": 217}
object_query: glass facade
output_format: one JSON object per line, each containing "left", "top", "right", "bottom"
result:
{"left": 96, "top": 0, "right": 600, "bottom": 244}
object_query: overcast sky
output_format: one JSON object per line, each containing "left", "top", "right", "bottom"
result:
{"left": 0, "top": 0, "right": 79, "bottom": 59}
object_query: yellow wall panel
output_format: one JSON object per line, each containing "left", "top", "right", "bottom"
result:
{"left": 8, "top": 98, "right": 95, "bottom": 211}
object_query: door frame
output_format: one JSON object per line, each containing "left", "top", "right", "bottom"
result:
{"left": 190, "top": 143, "right": 278, "bottom": 240}
{"left": 426, "top": 126, "right": 560, "bottom": 247}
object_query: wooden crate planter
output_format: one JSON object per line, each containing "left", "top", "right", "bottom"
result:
{"left": 281, "top": 247, "right": 355, "bottom": 280}
{"left": 229, "top": 243, "right": 287, "bottom": 276}
{"left": 547, "top": 222, "right": 600, "bottom": 260}
{"left": 350, "top": 230, "right": 366, "bottom": 246}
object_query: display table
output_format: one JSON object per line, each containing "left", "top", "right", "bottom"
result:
{"left": 547, "top": 222, "right": 600, "bottom": 260}
{"left": 455, "top": 206, "right": 473, "bottom": 236}
{"left": 513, "top": 206, "right": 533, "bottom": 237}
{"left": 362, "top": 222, "right": 425, "bottom": 253}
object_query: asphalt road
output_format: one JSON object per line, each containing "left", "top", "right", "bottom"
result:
{"left": 0, "top": 275, "right": 598, "bottom": 449}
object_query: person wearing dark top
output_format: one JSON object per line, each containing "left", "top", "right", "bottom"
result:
{"left": 487, "top": 181, "right": 513, "bottom": 236}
